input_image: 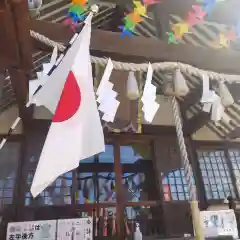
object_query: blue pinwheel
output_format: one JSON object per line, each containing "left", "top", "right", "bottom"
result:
{"left": 119, "top": 25, "right": 134, "bottom": 38}
{"left": 202, "top": 0, "right": 216, "bottom": 14}
{"left": 236, "top": 21, "right": 240, "bottom": 39}
{"left": 68, "top": 11, "right": 81, "bottom": 22}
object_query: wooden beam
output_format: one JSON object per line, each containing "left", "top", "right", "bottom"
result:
{"left": 152, "top": 3, "right": 170, "bottom": 40}
{"left": 226, "top": 126, "right": 240, "bottom": 139}
{"left": 225, "top": 83, "right": 240, "bottom": 102}
{"left": 184, "top": 112, "right": 210, "bottom": 135}
{"left": 9, "top": 0, "right": 32, "bottom": 71}
{"left": 180, "top": 88, "right": 202, "bottom": 113}
{"left": 6, "top": 0, "right": 32, "bottom": 122}
{"left": 0, "top": 74, "right": 5, "bottom": 101}
{"left": 30, "top": 20, "right": 240, "bottom": 75}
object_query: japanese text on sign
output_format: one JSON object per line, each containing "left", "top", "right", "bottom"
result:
{"left": 6, "top": 220, "right": 57, "bottom": 240}
{"left": 57, "top": 218, "right": 93, "bottom": 240}
{"left": 200, "top": 209, "right": 238, "bottom": 238}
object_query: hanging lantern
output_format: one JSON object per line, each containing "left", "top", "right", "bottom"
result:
{"left": 173, "top": 68, "right": 189, "bottom": 97}
{"left": 28, "top": 0, "right": 42, "bottom": 18}
{"left": 126, "top": 71, "right": 140, "bottom": 100}
{"left": 217, "top": 81, "right": 234, "bottom": 107}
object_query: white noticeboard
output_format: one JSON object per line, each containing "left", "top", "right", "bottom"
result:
{"left": 57, "top": 218, "right": 93, "bottom": 240}
{"left": 6, "top": 220, "right": 57, "bottom": 240}
{"left": 200, "top": 209, "right": 239, "bottom": 239}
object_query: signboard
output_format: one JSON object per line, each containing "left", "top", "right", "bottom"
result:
{"left": 200, "top": 209, "right": 239, "bottom": 239}
{"left": 57, "top": 218, "right": 93, "bottom": 240}
{"left": 6, "top": 220, "right": 57, "bottom": 240}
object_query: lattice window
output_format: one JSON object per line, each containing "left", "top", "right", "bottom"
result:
{"left": 228, "top": 149, "right": 240, "bottom": 196}
{"left": 122, "top": 173, "right": 144, "bottom": 202}
{"left": 198, "top": 150, "right": 235, "bottom": 199}
{"left": 76, "top": 145, "right": 115, "bottom": 204}
{"left": 162, "top": 168, "right": 193, "bottom": 201}
{"left": 25, "top": 154, "right": 72, "bottom": 206}
{"left": 76, "top": 172, "right": 96, "bottom": 204}
{"left": 25, "top": 172, "right": 72, "bottom": 206}
{"left": 0, "top": 142, "right": 19, "bottom": 210}
{"left": 98, "top": 173, "right": 116, "bottom": 202}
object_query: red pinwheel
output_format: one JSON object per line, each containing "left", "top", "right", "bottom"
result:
{"left": 191, "top": 5, "right": 206, "bottom": 20}
{"left": 142, "top": 0, "right": 161, "bottom": 6}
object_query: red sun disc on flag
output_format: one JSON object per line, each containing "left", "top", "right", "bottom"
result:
{"left": 52, "top": 71, "right": 81, "bottom": 123}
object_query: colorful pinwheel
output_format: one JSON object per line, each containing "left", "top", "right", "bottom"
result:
{"left": 168, "top": 0, "right": 223, "bottom": 44}
{"left": 121, "top": 0, "right": 161, "bottom": 38}
{"left": 63, "top": 0, "right": 88, "bottom": 31}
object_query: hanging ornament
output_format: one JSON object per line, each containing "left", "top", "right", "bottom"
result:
{"left": 173, "top": 68, "right": 189, "bottom": 96}
{"left": 126, "top": 71, "right": 140, "bottom": 100}
{"left": 217, "top": 81, "right": 234, "bottom": 107}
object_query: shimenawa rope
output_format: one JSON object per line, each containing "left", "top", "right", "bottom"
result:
{"left": 30, "top": 29, "right": 240, "bottom": 83}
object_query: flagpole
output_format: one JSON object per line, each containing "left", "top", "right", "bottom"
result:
{"left": 0, "top": 8, "right": 98, "bottom": 150}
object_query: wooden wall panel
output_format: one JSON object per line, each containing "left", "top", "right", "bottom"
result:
{"left": 163, "top": 202, "right": 193, "bottom": 236}
{"left": 153, "top": 137, "right": 194, "bottom": 237}
{"left": 0, "top": 2, "right": 20, "bottom": 69}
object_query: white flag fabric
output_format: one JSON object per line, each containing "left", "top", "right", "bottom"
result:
{"left": 31, "top": 21, "right": 88, "bottom": 113}
{"left": 30, "top": 14, "right": 105, "bottom": 197}
{"left": 29, "top": 46, "right": 58, "bottom": 99}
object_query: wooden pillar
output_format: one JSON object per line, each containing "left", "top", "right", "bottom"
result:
{"left": 114, "top": 141, "right": 125, "bottom": 238}
{"left": 151, "top": 3, "right": 171, "bottom": 41}
{"left": 12, "top": 134, "right": 27, "bottom": 221}
{"left": 7, "top": 0, "right": 32, "bottom": 125}
{"left": 151, "top": 139, "right": 167, "bottom": 236}
{"left": 187, "top": 139, "right": 208, "bottom": 210}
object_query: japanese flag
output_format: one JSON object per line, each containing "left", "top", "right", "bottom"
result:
{"left": 30, "top": 13, "right": 105, "bottom": 197}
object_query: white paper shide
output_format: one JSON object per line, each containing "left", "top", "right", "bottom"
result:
{"left": 96, "top": 58, "right": 120, "bottom": 123}
{"left": 141, "top": 63, "right": 159, "bottom": 123}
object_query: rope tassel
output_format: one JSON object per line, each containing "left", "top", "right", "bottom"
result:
{"left": 173, "top": 68, "right": 189, "bottom": 96}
